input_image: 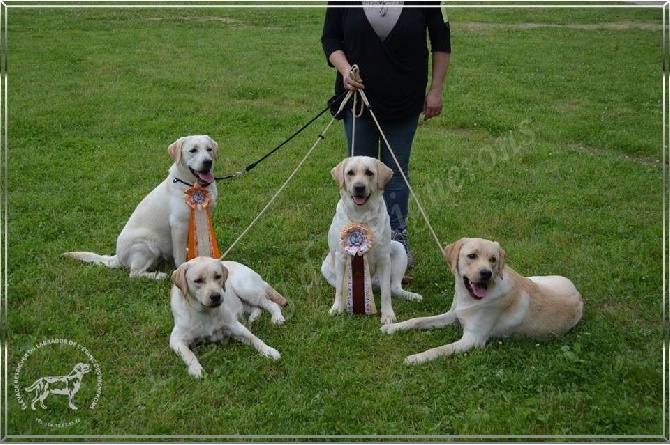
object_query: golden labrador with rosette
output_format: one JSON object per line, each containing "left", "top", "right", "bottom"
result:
{"left": 382, "top": 237, "right": 583, "bottom": 364}
{"left": 321, "top": 156, "right": 422, "bottom": 325}
{"left": 64, "top": 135, "right": 219, "bottom": 279}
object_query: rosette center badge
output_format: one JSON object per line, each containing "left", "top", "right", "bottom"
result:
{"left": 340, "top": 222, "right": 374, "bottom": 256}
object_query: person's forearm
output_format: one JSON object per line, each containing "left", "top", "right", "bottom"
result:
{"left": 328, "top": 50, "right": 353, "bottom": 78}
{"left": 429, "top": 51, "right": 450, "bottom": 94}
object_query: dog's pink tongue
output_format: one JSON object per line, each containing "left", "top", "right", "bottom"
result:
{"left": 197, "top": 171, "right": 215, "bottom": 184}
{"left": 472, "top": 283, "right": 487, "bottom": 299}
{"left": 353, "top": 196, "right": 367, "bottom": 206}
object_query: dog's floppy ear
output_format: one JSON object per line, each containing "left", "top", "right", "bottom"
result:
{"left": 331, "top": 159, "right": 347, "bottom": 189}
{"left": 171, "top": 262, "right": 190, "bottom": 298}
{"left": 168, "top": 137, "right": 185, "bottom": 163}
{"left": 443, "top": 238, "right": 465, "bottom": 274}
{"left": 375, "top": 159, "right": 394, "bottom": 190}
{"left": 218, "top": 261, "right": 229, "bottom": 291}
{"left": 210, "top": 137, "right": 219, "bottom": 160}
{"left": 495, "top": 241, "right": 506, "bottom": 279}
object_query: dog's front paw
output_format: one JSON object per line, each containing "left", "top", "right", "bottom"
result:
{"left": 188, "top": 362, "right": 205, "bottom": 379}
{"left": 248, "top": 307, "right": 262, "bottom": 324}
{"left": 380, "top": 311, "right": 396, "bottom": 325}
{"left": 329, "top": 302, "right": 344, "bottom": 316}
{"left": 261, "top": 346, "right": 281, "bottom": 360}
{"left": 380, "top": 323, "right": 398, "bottom": 334}
{"left": 271, "top": 313, "right": 285, "bottom": 325}
{"left": 403, "top": 353, "right": 425, "bottom": 365}
{"left": 143, "top": 271, "right": 168, "bottom": 280}
{"left": 408, "top": 292, "right": 423, "bottom": 302}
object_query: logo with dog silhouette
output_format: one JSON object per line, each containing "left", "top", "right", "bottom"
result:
{"left": 24, "top": 362, "right": 92, "bottom": 411}
{"left": 14, "top": 339, "right": 102, "bottom": 429}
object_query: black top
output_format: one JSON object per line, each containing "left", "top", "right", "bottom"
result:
{"left": 321, "top": 1, "right": 450, "bottom": 122}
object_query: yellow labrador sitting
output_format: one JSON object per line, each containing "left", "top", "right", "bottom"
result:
{"left": 64, "top": 135, "right": 219, "bottom": 279}
{"left": 381, "top": 238, "right": 583, "bottom": 364}
{"left": 321, "top": 156, "right": 422, "bottom": 325}
{"left": 169, "top": 256, "right": 284, "bottom": 379}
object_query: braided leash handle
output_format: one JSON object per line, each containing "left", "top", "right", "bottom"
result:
{"left": 349, "top": 64, "right": 362, "bottom": 83}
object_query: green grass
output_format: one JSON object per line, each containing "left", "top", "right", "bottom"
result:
{"left": 3, "top": 4, "right": 665, "bottom": 440}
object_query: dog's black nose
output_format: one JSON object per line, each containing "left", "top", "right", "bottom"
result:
{"left": 479, "top": 269, "right": 492, "bottom": 281}
{"left": 209, "top": 292, "right": 221, "bottom": 304}
{"left": 202, "top": 159, "right": 213, "bottom": 170}
{"left": 353, "top": 183, "right": 366, "bottom": 196}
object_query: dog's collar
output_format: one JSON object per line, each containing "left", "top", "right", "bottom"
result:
{"left": 172, "top": 176, "right": 212, "bottom": 188}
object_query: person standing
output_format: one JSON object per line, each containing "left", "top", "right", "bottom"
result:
{"left": 321, "top": 1, "right": 451, "bottom": 268}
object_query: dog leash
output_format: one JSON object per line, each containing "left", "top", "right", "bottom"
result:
{"left": 220, "top": 92, "right": 354, "bottom": 259}
{"left": 170, "top": 94, "right": 346, "bottom": 189}
{"left": 213, "top": 91, "right": 349, "bottom": 183}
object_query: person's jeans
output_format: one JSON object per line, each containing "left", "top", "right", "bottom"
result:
{"left": 343, "top": 109, "right": 419, "bottom": 232}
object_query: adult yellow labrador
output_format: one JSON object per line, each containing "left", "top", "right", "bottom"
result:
{"left": 170, "top": 256, "right": 284, "bottom": 379}
{"left": 381, "top": 237, "right": 583, "bottom": 364}
{"left": 64, "top": 135, "right": 218, "bottom": 279}
{"left": 321, "top": 156, "right": 422, "bottom": 325}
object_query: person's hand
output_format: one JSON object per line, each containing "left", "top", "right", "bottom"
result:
{"left": 423, "top": 89, "right": 443, "bottom": 120}
{"left": 343, "top": 65, "right": 364, "bottom": 91}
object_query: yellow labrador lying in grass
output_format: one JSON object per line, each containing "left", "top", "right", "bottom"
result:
{"left": 170, "top": 256, "right": 286, "bottom": 379}
{"left": 321, "top": 156, "right": 422, "bottom": 325}
{"left": 64, "top": 135, "right": 218, "bottom": 279}
{"left": 382, "top": 237, "right": 583, "bottom": 364}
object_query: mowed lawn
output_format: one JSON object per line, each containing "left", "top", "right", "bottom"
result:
{"left": 3, "top": 4, "right": 665, "bottom": 440}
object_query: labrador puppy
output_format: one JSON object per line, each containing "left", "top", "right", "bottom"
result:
{"left": 321, "top": 156, "right": 422, "bottom": 325}
{"left": 64, "top": 135, "right": 218, "bottom": 279}
{"left": 169, "top": 256, "right": 284, "bottom": 379}
{"left": 381, "top": 237, "right": 583, "bottom": 364}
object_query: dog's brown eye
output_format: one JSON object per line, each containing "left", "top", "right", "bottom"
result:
{"left": 490, "top": 257, "right": 497, "bottom": 263}
{"left": 194, "top": 278, "right": 204, "bottom": 284}
{"left": 364, "top": 169, "right": 374, "bottom": 177}
{"left": 189, "top": 148, "right": 197, "bottom": 154}
{"left": 214, "top": 274, "right": 222, "bottom": 280}
{"left": 467, "top": 253, "right": 477, "bottom": 260}
{"left": 346, "top": 170, "right": 354, "bottom": 176}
